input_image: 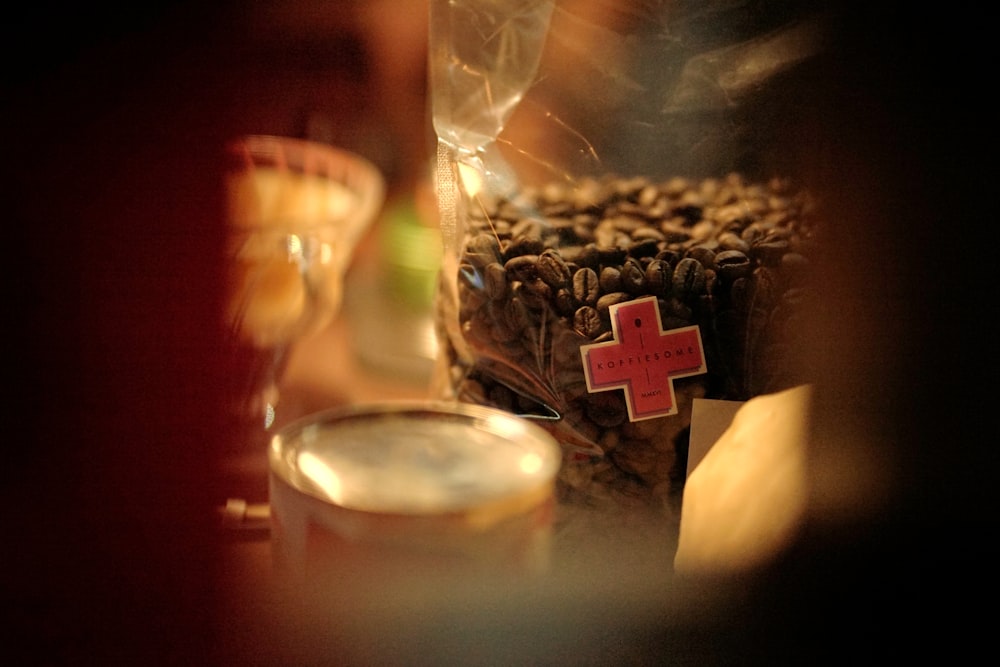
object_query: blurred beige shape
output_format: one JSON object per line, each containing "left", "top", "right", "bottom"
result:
{"left": 675, "top": 384, "right": 812, "bottom": 575}
{"left": 225, "top": 135, "right": 385, "bottom": 349}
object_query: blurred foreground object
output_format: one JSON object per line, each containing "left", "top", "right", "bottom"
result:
{"left": 675, "top": 384, "right": 811, "bottom": 574}
{"left": 224, "top": 135, "right": 385, "bottom": 453}
{"left": 268, "top": 401, "right": 561, "bottom": 581}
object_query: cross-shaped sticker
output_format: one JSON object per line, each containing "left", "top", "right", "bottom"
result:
{"left": 580, "top": 296, "right": 707, "bottom": 421}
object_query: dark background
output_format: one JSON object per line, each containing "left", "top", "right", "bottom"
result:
{"left": 6, "top": 3, "right": 236, "bottom": 662}
{"left": 3, "top": 1, "right": 994, "bottom": 663}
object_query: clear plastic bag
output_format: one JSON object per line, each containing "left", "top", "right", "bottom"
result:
{"left": 429, "top": 0, "right": 830, "bottom": 518}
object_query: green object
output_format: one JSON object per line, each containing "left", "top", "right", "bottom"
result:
{"left": 381, "top": 199, "right": 442, "bottom": 311}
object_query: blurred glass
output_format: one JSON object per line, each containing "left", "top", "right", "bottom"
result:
{"left": 223, "top": 135, "right": 385, "bottom": 458}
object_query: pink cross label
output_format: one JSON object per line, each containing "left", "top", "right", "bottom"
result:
{"left": 580, "top": 296, "right": 707, "bottom": 421}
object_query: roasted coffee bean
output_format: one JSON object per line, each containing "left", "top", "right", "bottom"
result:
{"left": 627, "top": 237, "right": 661, "bottom": 258}
{"left": 740, "top": 224, "right": 764, "bottom": 245}
{"left": 596, "top": 291, "right": 631, "bottom": 312}
{"left": 659, "top": 221, "right": 692, "bottom": 244}
{"left": 672, "top": 257, "right": 706, "bottom": 299}
{"left": 621, "top": 257, "right": 646, "bottom": 295}
{"left": 537, "top": 249, "right": 571, "bottom": 287}
{"left": 674, "top": 203, "right": 702, "bottom": 224}
{"left": 572, "top": 267, "right": 600, "bottom": 305}
{"left": 714, "top": 249, "right": 751, "bottom": 280}
{"left": 717, "top": 232, "right": 750, "bottom": 254}
{"left": 510, "top": 217, "right": 547, "bottom": 240}
{"left": 685, "top": 245, "right": 717, "bottom": 270}
{"left": 595, "top": 222, "right": 624, "bottom": 248}
{"left": 636, "top": 183, "right": 659, "bottom": 207}
{"left": 751, "top": 238, "right": 790, "bottom": 266}
{"left": 690, "top": 220, "right": 715, "bottom": 243}
{"left": 663, "top": 176, "right": 690, "bottom": 197}
{"left": 505, "top": 234, "right": 545, "bottom": 258}
{"left": 596, "top": 245, "right": 628, "bottom": 266}
{"left": 504, "top": 254, "right": 539, "bottom": 281}
{"left": 654, "top": 248, "right": 681, "bottom": 265}
{"left": 574, "top": 305, "right": 603, "bottom": 338}
{"left": 714, "top": 203, "right": 753, "bottom": 227}
{"left": 568, "top": 214, "right": 595, "bottom": 238}
{"left": 664, "top": 295, "right": 693, "bottom": 321}
{"left": 612, "top": 214, "right": 647, "bottom": 236}
{"left": 630, "top": 227, "right": 665, "bottom": 244}
{"left": 599, "top": 266, "right": 623, "bottom": 293}
{"left": 643, "top": 258, "right": 672, "bottom": 297}
{"left": 574, "top": 244, "right": 602, "bottom": 268}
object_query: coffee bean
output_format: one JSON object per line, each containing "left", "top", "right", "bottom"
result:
{"left": 659, "top": 221, "right": 692, "bottom": 244}
{"left": 714, "top": 249, "right": 751, "bottom": 280}
{"left": 718, "top": 232, "right": 750, "bottom": 254}
{"left": 503, "top": 254, "right": 539, "bottom": 282}
{"left": 627, "top": 237, "right": 662, "bottom": 257}
{"left": 591, "top": 250, "right": 625, "bottom": 271}
{"left": 672, "top": 257, "right": 706, "bottom": 299}
{"left": 572, "top": 267, "right": 600, "bottom": 305}
{"left": 643, "top": 258, "right": 672, "bottom": 297}
{"left": 752, "top": 238, "right": 790, "bottom": 266}
{"left": 573, "top": 305, "right": 604, "bottom": 338}
{"left": 599, "top": 266, "right": 623, "bottom": 293}
{"left": 596, "top": 291, "right": 631, "bottom": 312}
{"left": 505, "top": 234, "right": 545, "bottom": 259}
{"left": 685, "top": 245, "right": 717, "bottom": 270}
{"left": 537, "top": 249, "right": 571, "bottom": 287}
{"left": 621, "top": 257, "right": 646, "bottom": 295}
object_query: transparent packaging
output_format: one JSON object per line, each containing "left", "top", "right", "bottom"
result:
{"left": 429, "top": 1, "right": 831, "bottom": 520}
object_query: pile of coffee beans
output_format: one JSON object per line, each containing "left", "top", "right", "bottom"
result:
{"left": 437, "top": 172, "right": 819, "bottom": 511}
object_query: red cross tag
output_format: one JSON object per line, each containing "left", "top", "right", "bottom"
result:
{"left": 580, "top": 296, "right": 707, "bottom": 421}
